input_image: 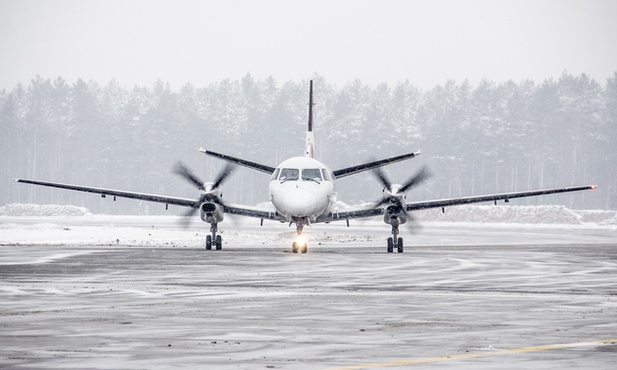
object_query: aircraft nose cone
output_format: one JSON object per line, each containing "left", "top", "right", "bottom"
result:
{"left": 283, "top": 190, "right": 317, "bottom": 217}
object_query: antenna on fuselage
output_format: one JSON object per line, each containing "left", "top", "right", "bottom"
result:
{"left": 305, "top": 80, "right": 316, "bottom": 158}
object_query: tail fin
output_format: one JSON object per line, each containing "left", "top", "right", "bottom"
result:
{"left": 305, "top": 80, "right": 315, "bottom": 158}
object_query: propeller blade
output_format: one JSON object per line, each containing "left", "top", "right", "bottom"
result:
{"left": 399, "top": 166, "right": 431, "bottom": 193}
{"left": 173, "top": 162, "right": 204, "bottom": 190}
{"left": 211, "top": 163, "right": 235, "bottom": 190}
{"left": 178, "top": 205, "right": 199, "bottom": 229}
{"left": 372, "top": 167, "right": 392, "bottom": 193}
{"left": 404, "top": 210, "right": 422, "bottom": 233}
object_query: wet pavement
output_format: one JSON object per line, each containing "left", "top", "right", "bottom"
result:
{"left": 1, "top": 220, "right": 616, "bottom": 369}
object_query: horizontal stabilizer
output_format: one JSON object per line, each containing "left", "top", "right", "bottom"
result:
{"left": 199, "top": 148, "right": 275, "bottom": 175}
{"left": 332, "top": 151, "right": 421, "bottom": 178}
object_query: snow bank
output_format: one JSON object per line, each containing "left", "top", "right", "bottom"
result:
{"left": 1, "top": 203, "right": 615, "bottom": 225}
{"left": 0, "top": 204, "right": 92, "bottom": 217}
{"left": 416, "top": 205, "right": 617, "bottom": 225}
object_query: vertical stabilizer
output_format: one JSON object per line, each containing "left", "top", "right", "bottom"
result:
{"left": 305, "top": 80, "right": 316, "bottom": 158}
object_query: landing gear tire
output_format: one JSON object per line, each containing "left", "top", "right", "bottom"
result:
{"left": 388, "top": 223, "right": 404, "bottom": 253}
{"left": 292, "top": 241, "right": 308, "bottom": 254}
{"left": 205, "top": 223, "right": 222, "bottom": 251}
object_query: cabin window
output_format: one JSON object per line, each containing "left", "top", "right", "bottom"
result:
{"left": 302, "top": 169, "right": 322, "bottom": 182}
{"left": 280, "top": 168, "right": 299, "bottom": 181}
{"left": 271, "top": 168, "right": 280, "bottom": 181}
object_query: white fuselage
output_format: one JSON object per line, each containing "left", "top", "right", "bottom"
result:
{"left": 268, "top": 156, "right": 335, "bottom": 221}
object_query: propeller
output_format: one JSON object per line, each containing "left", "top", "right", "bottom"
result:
{"left": 372, "top": 165, "right": 431, "bottom": 229}
{"left": 172, "top": 161, "right": 235, "bottom": 228}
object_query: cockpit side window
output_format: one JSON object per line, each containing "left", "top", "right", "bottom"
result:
{"left": 271, "top": 168, "right": 280, "bottom": 181}
{"left": 280, "top": 168, "right": 299, "bottom": 181}
{"left": 321, "top": 169, "right": 332, "bottom": 181}
{"left": 302, "top": 169, "right": 322, "bottom": 182}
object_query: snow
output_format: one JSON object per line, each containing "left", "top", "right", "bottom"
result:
{"left": 1, "top": 220, "right": 616, "bottom": 369}
{"left": 3, "top": 202, "right": 615, "bottom": 225}
{"left": 1, "top": 203, "right": 616, "bottom": 369}
{"left": 1, "top": 203, "right": 616, "bottom": 250}
{"left": 0, "top": 203, "right": 92, "bottom": 217}
{"left": 417, "top": 204, "right": 617, "bottom": 225}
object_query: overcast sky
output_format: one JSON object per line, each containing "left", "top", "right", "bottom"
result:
{"left": 1, "top": 0, "right": 616, "bottom": 91}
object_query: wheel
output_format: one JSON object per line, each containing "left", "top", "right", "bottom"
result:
{"left": 301, "top": 244, "right": 308, "bottom": 254}
{"left": 292, "top": 242, "right": 299, "bottom": 253}
{"left": 397, "top": 237, "right": 404, "bottom": 253}
{"left": 387, "top": 237, "right": 394, "bottom": 253}
{"left": 215, "top": 235, "right": 222, "bottom": 250}
{"left": 206, "top": 235, "right": 212, "bottom": 250}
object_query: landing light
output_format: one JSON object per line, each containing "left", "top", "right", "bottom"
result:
{"left": 294, "top": 235, "right": 307, "bottom": 247}
{"left": 591, "top": 185, "right": 597, "bottom": 190}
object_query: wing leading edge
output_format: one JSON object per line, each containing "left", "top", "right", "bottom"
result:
{"left": 406, "top": 185, "right": 597, "bottom": 211}
{"left": 329, "top": 185, "right": 596, "bottom": 221}
{"left": 14, "top": 178, "right": 282, "bottom": 220}
{"left": 15, "top": 178, "right": 197, "bottom": 207}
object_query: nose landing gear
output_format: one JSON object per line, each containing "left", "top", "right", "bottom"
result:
{"left": 292, "top": 222, "right": 308, "bottom": 253}
{"left": 387, "top": 223, "right": 404, "bottom": 253}
{"left": 205, "top": 223, "right": 222, "bottom": 250}
{"left": 292, "top": 239, "right": 308, "bottom": 254}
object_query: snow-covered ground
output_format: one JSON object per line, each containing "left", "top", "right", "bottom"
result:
{"left": 1, "top": 204, "right": 616, "bottom": 369}
{"left": 1, "top": 203, "right": 616, "bottom": 249}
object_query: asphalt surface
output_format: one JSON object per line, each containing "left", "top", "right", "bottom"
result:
{"left": 1, "top": 220, "right": 616, "bottom": 369}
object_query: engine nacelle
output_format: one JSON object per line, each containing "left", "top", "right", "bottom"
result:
{"left": 200, "top": 202, "right": 224, "bottom": 223}
{"left": 383, "top": 201, "right": 407, "bottom": 226}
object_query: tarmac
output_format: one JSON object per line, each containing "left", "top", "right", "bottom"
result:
{"left": 1, "top": 217, "right": 616, "bottom": 369}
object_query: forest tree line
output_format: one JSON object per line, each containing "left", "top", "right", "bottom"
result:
{"left": 1, "top": 72, "right": 615, "bottom": 214}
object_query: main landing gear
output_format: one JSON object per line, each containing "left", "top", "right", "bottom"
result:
{"left": 387, "top": 223, "right": 404, "bottom": 253}
{"left": 205, "top": 223, "right": 222, "bottom": 251}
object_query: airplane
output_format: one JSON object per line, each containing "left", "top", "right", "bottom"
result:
{"left": 15, "top": 80, "right": 597, "bottom": 253}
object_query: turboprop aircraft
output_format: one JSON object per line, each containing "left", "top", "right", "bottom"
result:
{"left": 15, "top": 80, "right": 596, "bottom": 253}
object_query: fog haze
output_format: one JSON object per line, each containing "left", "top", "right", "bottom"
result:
{"left": 1, "top": 1, "right": 615, "bottom": 214}
{"left": 1, "top": 0, "right": 616, "bottom": 90}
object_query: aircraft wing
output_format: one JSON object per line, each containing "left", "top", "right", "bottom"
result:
{"left": 223, "top": 202, "right": 284, "bottom": 221}
{"left": 327, "top": 185, "right": 596, "bottom": 222}
{"left": 14, "top": 178, "right": 198, "bottom": 208}
{"left": 405, "top": 185, "right": 597, "bottom": 211}
{"left": 16, "top": 178, "right": 286, "bottom": 221}
{"left": 326, "top": 204, "right": 384, "bottom": 221}
{"left": 199, "top": 148, "right": 275, "bottom": 175}
{"left": 332, "top": 151, "right": 421, "bottom": 179}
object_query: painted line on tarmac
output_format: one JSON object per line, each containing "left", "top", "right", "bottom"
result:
{"left": 331, "top": 339, "right": 617, "bottom": 370}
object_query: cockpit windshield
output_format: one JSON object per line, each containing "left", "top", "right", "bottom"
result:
{"left": 276, "top": 168, "right": 329, "bottom": 182}
{"left": 302, "top": 169, "right": 323, "bottom": 182}
{"left": 279, "top": 168, "right": 299, "bottom": 181}
{"left": 270, "top": 168, "right": 280, "bottom": 181}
